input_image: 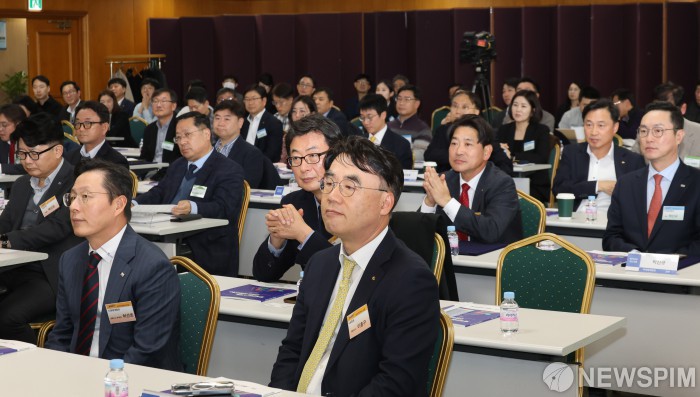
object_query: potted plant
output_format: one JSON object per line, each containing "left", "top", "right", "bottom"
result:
{"left": 0, "top": 71, "right": 28, "bottom": 101}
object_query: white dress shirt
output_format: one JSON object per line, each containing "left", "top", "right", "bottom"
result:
{"left": 420, "top": 168, "right": 485, "bottom": 227}
{"left": 246, "top": 109, "right": 266, "bottom": 145}
{"left": 577, "top": 143, "right": 616, "bottom": 212}
{"left": 368, "top": 125, "right": 388, "bottom": 145}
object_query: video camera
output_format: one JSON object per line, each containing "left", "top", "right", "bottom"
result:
{"left": 459, "top": 31, "right": 497, "bottom": 67}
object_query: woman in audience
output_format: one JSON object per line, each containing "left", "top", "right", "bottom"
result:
{"left": 375, "top": 79, "right": 398, "bottom": 121}
{"left": 98, "top": 90, "right": 137, "bottom": 147}
{"left": 0, "top": 104, "right": 27, "bottom": 174}
{"left": 555, "top": 81, "right": 582, "bottom": 127}
{"left": 279, "top": 96, "right": 318, "bottom": 164}
{"left": 497, "top": 90, "right": 551, "bottom": 203}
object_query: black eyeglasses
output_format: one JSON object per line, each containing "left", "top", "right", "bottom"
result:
{"left": 287, "top": 151, "right": 327, "bottom": 167}
{"left": 74, "top": 121, "right": 105, "bottom": 130}
{"left": 319, "top": 177, "right": 387, "bottom": 197}
{"left": 17, "top": 144, "right": 59, "bottom": 161}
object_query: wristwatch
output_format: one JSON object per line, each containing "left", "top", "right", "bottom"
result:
{"left": 1, "top": 234, "right": 9, "bottom": 249}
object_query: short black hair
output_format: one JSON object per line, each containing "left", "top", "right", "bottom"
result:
{"left": 447, "top": 114, "right": 494, "bottom": 147}
{"left": 314, "top": 87, "right": 335, "bottom": 102}
{"left": 176, "top": 111, "right": 210, "bottom": 130}
{"left": 518, "top": 77, "right": 540, "bottom": 94}
{"left": 392, "top": 74, "right": 410, "bottom": 85}
{"left": 376, "top": 79, "right": 394, "bottom": 94}
{"left": 214, "top": 100, "right": 245, "bottom": 118}
{"left": 222, "top": 74, "right": 238, "bottom": 84}
{"left": 258, "top": 73, "right": 274, "bottom": 87}
{"left": 0, "top": 104, "right": 27, "bottom": 125}
{"left": 75, "top": 101, "right": 110, "bottom": 123}
{"left": 12, "top": 95, "right": 40, "bottom": 115}
{"left": 185, "top": 86, "right": 209, "bottom": 104}
{"left": 582, "top": 98, "right": 620, "bottom": 122}
{"left": 75, "top": 158, "right": 133, "bottom": 221}
{"left": 359, "top": 94, "right": 387, "bottom": 115}
{"left": 31, "top": 75, "right": 50, "bottom": 86}
{"left": 653, "top": 82, "right": 685, "bottom": 107}
{"left": 611, "top": 88, "right": 636, "bottom": 107}
{"left": 286, "top": 113, "right": 341, "bottom": 158}
{"left": 323, "top": 135, "right": 403, "bottom": 210}
{"left": 107, "top": 77, "right": 127, "bottom": 88}
{"left": 289, "top": 95, "right": 317, "bottom": 122}
{"left": 187, "top": 79, "right": 206, "bottom": 90}
{"left": 97, "top": 90, "right": 121, "bottom": 114}
{"left": 153, "top": 88, "right": 178, "bottom": 103}
{"left": 60, "top": 81, "right": 80, "bottom": 93}
{"left": 503, "top": 77, "right": 520, "bottom": 89}
{"left": 508, "top": 90, "right": 543, "bottom": 124}
{"left": 141, "top": 78, "right": 160, "bottom": 90}
{"left": 354, "top": 73, "right": 372, "bottom": 85}
{"left": 397, "top": 85, "right": 421, "bottom": 101}
{"left": 244, "top": 85, "right": 267, "bottom": 98}
{"left": 298, "top": 74, "right": 315, "bottom": 86}
{"left": 644, "top": 101, "right": 684, "bottom": 131}
{"left": 272, "top": 83, "right": 294, "bottom": 99}
{"left": 579, "top": 86, "right": 601, "bottom": 102}
{"left": 14, "top": 112, "right": 63, "bottom": 147}
{"left": 216, "top": 87, "right": 236, "bottom": 99}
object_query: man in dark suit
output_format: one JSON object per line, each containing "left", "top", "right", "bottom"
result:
{"left": 212, "top": 100, "right": 281, "bottom": 190}
{"left": 553, "top": 99, "right": 645, "bottom": 211}
{"left": 46, "top": 160, "right": 180, "bottom": 370}
{"left": 314, "top": 87, "right": 361, "bottom": 137}
{"left": 241, "top": 85, "right": 284, "bottom": 163}
{"left": 0, "top": 113, "right": 82, "bottom": 343}
{"left": 31, "top": 75, "right": 63, "bottom": 120}
{"left": 421, "top": 115, "right": 522, "bottom": 244}
{"left": 604, "top": 102, "right": 700, "bottom": 255}
{"left": 135, "top": 112, "right": 245, "bottom": 276}
{"left": 108, "top": 77, "right": 136, "bottom": 116}
{"left": 253, "top": 114, "right": 342, "bottom": 282}
{"left": 58, "top": 81, "right": 82, "bottom": 124}
{"left": 358, "top": 94, "right": 413, "bottom": 169}
{"left": 64, "top": 101, "right": 129, "bottom": 169}
{"left": 0, "top": 104, "right": 28, "bottom": 175}
{"left": 138, "top": 88, "right": 182, "bottom": 165}
{"left": 270, "top": 136, "right": 439, "bottom": 396}
{"left": 611, "top": 88, "right": 643, "bottom": 140}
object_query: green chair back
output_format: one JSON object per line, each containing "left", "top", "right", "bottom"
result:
{"left": 129, "top": 116, "right": 148, "bottom": 145}
{"left": 351, "top": 116, "right": 363, "bottom": 133}
{"left": 516, "top": 190, "right": 545, "bottom": 238}
{"left": 61, "top": 120, "right": 75, "bottom": 136}
{"left": 426, "top": 310, "right": 454, "bottom": 397}
{"left": 172, "top": 256, "right": 220, "bottom": 376}
{"left": 389, "top": 212, "right": 444, "bottom": 283}
{"left": 431, "top": 106, "right": 450, "bottom": 135}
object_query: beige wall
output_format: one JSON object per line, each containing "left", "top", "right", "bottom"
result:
{"left": 0, "top": 18, "right": 28, "bottom": 104}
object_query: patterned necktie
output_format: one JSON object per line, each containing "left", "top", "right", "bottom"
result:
{"left": 185, "top": 164, "right": 197, "bottom": 181}
{"left": 647, "top": 174, "right": 663, "bottom": 238}
{"left": 297, "top": 256, "right": 357, "bottom": 393}
{"left": 76, "top": 251, "right": 102, "bottom": 356}
{"left": 457, "top": 183, "right": 470, "bottom": 241}
{"left": 369, "top": 135, "right": 377, "bottom": 144}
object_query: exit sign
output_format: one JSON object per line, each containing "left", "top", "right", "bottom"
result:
{"left": 28, "top": 0, "right": 42, "bottom": 12}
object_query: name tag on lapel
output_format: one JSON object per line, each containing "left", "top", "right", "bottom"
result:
{"left": 257, "top": 128, "right": 268, "bottom": 139}
{"left": 106, "top": 301, "right": 136, "bottom": 324}
{"left": 662, "top": 206, "right": 684, "bottom": 221}
{"left": 39, "top": 196, "right": 60, "bottom": 217}
{"left": 162, "top": 141, "right": 175, "bottom": 151}
{"left": 523, "top": 140, "right": 535, "bottom": 152}
{"left": 347, "top": 304, "right": 371, "bottom": 339}
{"left": 190, "top": 185, "right": 207, "bottom": 198}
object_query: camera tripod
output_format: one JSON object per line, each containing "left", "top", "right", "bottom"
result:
{"left": 471, "top": 63, "right": 493, "bottom": 124}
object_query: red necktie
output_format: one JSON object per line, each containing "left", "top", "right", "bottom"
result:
{"left": 76, "top": 251, "right": 102, "bottom": 356}
{"left": 647, "top": 174, "right": 663, "bottom": 238}
{"left": 8, "top": 142, "right": 14, "bottom": 164}
{"left": 457, "top": 183, "right": 470, "bottom": 241}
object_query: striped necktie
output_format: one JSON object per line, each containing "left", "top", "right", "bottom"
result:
{"left": 76, "top": 251, "right": 102, "bottom": 355}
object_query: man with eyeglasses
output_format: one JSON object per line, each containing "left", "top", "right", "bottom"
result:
{"left": 387, "top": 84, "right": 432, "bottom": 162}
{"left": 252, "top": 114, "right": 341, "bottom": 282}
{"left": 604, "top": 102, "right": 700, "bottom": 256}
{"left": 241, "top": 85, "right": 284, "bottom": 163}
{"left": 183, "top": 87, "right": 214, "bottom": 128}
{"left": 59, "top": 81, "right": 82, "bottom": 124}
{"left": 296, "top": 75, "right": 316, "bottom": 97}
{"left": 46, "top": 159, "right": 181, "bottom": 370}
{"left": 134, "top": 112, "right": 244, "bottom": 276}
{"left": 0, "top": 113, "right": 83, "bottom": 343}
{"left": 610, "top": 88, "right": 642, "bottom": 140}
{"left": 138, "top": 88, "right": 182, "bottom": 175}
{"left": 272, "top": 83, "right": 294, "bottom": 134}
{"left": 343, "top": 73, "right": 372, "bottom": 120}
{"left": 313, "top": 87, "right": 360, "bottom": 137}
{"left": 359, "top": 94, "right": 412, "bottom": 169}
{"left": 270, "top": 136, "right": 439, "bottom": 396}
{"left": 64, "top": 101, "right": 129, "bottom": 169}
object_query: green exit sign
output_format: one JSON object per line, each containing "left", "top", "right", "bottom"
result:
{"left": 28, "top": 0, "right": 42, "bottom": 12}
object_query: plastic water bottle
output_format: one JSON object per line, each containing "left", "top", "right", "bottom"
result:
{"left": 0, "top": 188, "right": 5, "bottom": 209}
{"left": 104, "top": 359, "right": 128, "bottom": 397}
{"left": 138, "top": 139, "right": 144, "bottom": 151}
{"left": 447, "top": 226, "right": 459, "bottom": 256}
{"left": 585, "top": 195, "right": 597, "bottom": 222}
{"left": 296, "top": 270, "right": 304, "bottom": 288}
{"left": 500, "top": 291, "right": 519, "bottom": 336}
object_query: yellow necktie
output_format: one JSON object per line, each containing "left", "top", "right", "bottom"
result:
{"left": 369, "top": 135, "right": 377, "bottom": 144}
{"left": 297, "top": 256, "right": 357, "bottom": 393}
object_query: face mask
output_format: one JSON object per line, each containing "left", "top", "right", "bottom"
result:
{"left": 223, "top": 82, "right": 236, "bottom": 90}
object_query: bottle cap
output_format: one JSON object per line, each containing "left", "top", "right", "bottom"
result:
{"left": 109, "top": 359, "right": 125, "bottom": 369}
{"left": 504, "top": 291, "right": 515, "bottom": 300}
{"left": 447, "top": 226, "right": 456, "bottom": 232}
{"left": 588, "top": 196, "right": 596, "bottom": 200}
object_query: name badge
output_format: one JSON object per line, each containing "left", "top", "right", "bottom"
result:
{"left": 256, "top": 128, "right": 268, "bottom": 139}
{"left": 39, "top": 196, "right": 60, "bottom": 217}
{"left": 523, "top": 140, "right": 535, "bottom": 152}
{"left": 403, "top": 169, "right": 418, "bottom": 181}
{"left": 685, "top": 156, "right": 700, "bottom": 168}
{"left": 662, "top": 206, "right": 685, "bottom": 221}
{"left": 106, "top": 301, "right": 136, "bottom": 324}
{"left": 190, "top": 185, "right": 207, "bottom": 198}
{"left": 626, "top": 252, "right": 680, "bottom": 275}
{"left": 274, "top": 186, "right": 286, "bottom": 197}
{"left": 162, "top": 141, "right": 175, "bottom": 151}
{"left": 347, "top": 304, "right": 371, "bottom": 339}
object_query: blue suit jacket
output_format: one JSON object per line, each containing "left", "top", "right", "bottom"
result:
{"left": 135, "top": 151, "right": 245, "bottom": 276}
{"left": 241, "top": 110, "right": 284, "bottom": 163}
{"left": 46, "top": 226, "right": 182, "bottom": 371}
{"left": 65, "top": 142, "right": 130, "bottom": 169}
{"left": 252, "top": 189, "right": 332, "bottom": 282}
{"left": 375, "top": 128, "right": 413, "bottom": 170}
{"left": 552, "top": 142, "right": 645, "bottom": 209}
{"left": 603, "top": 161, "right": 700, "bottom": 255}
{"left": 270, "top": 230, "right": 439, "bottom": 396}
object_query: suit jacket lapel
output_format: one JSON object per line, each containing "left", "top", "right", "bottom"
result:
{"left": 577, "top": 145, "right": 591, "bottom": 182}
{"left": 163, "top": 161, "right": 188, "bottom": 203}
{"left": 11, "top": 181, "right": 33, "bottom": 230}
{"left": 446, "top": 171, "right": 460, "bottom": 200}
{"left": 471, "top": 163, "right": 491, "bottom": 211}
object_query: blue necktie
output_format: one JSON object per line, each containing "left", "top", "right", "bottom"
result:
{"left": 185, "top": 164, "right": 197, "bottom": 181}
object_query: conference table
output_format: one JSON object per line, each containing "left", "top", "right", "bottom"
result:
{"left": 209, "top": 276, "right": 625, "bottom": 397}
{"left": 0, "top": 248, "right": 48, "bottom": 272}
{"left": 545, "top": 210, "right": 606, "bottom": 250}
{"left": 453, "top": 247, "right": 700, "bottom": 396}
{"left": 131, "top": 218, "right": 229, "bottom": 257}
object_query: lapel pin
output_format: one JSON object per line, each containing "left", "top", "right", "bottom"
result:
{"left": 681, "top": 184, "right": 686, "bottom": 188}
{"left": 371, "top": 276, "right": 376, "bottom": 281}
{"left": 621, "top": 161, "right": 626, "bottom": 164}
{"left": 120, "top": 272, "right": 125, "bottom": 277}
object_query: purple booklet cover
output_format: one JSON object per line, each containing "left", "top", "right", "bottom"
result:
{"left": 444, "top": 306, "right": 500, "bottom": 327}
{"left": 0, "top": 346, "right": 18, "bottom": 355}
{"left": 250, "top": 191, "right": 275, "bottom": 197}
{"left": 221, "top": 284, "right": 296, "bottom": 302}
{"left": 587, "top": 251, "right": 627, "bottom": 266}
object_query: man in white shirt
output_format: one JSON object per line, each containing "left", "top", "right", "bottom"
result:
{"left": 359, "top": 94, "right": 412, "bottom": 169}
{"left": 241, "top": 85, "right": 283, "bottom": 162}
{"left": 59, "top": 81, "right": 82, "bottom": 124}
{"left": 64, "top": 101, "right": 130, "bottom": 169}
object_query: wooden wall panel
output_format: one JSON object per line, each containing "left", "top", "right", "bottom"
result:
{"left": 338, "top": 13, "right": 364, "bottom": 107}
{"left": 294, "top": 14, "right": 344, "bottom": 94}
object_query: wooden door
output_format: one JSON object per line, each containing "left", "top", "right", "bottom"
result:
{"left": 27, "top": 17, "right": 84, "bottom": 105}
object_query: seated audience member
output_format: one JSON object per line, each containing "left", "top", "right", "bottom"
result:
{"left": 59, "top": 81, "right": 82, "bottom": 124}
{"left": 134, "top": 112, "right": 245, "bottom": 276}
{"left": 437, "top": 83, "right": 466, "bottom": 128}
{"left": 241, "top": 85, "right": 284, "bottom": 163}
{"left": 375, "top": 79, "right": 398, "bottom": 122}
{"left": 290, "top": 95, "right": 317, "bottom": 124}
{"left": 558, "top": 86, "right": 601, "bottom": 129}
{"left": 65, "top": 101, "right": 130, "bottom": 169}
{"left": 98, "top": 90, "right": 137, "bottom": 148}
{"left": 497, "top": 90, "right": 551, "bottom": 203}
{"left": 258, "top": 72, "right": 278, "bottom": 115}
{"left": 502, "top": 77, "right": 556, "bottom": 133}
{"left": 0, "top": 104, "right": 28, "bottom": 174}
{"left": 184, "top": 86, "right": 214, "bottom": 126}
{"left": 216, "top": 87, "right": 238, "bottom": 105}
{"left": 344, "top": 73, "right": 372, "bottom": 120}
{"left": 684, "top": 81, "right": 700, "bottom": 123}
{"left": 0, "top": 113, "right": 82, "bottom": 343}
{"left": 272, "top": 84, "right": 295, "bottom": 163}
{"left": 424, "top": 91, "right": 513, "bottom": 175}
{"left": 296, "top": 74, "right": 316, "bottom": 97}
{"left": 553, "top": 99, "right": 645, "bottom": 212}
{"left": 611, "top": 88, "right": 642, "bottom": 140}
{"left": 359, "top": 94, "right": 412, "bottom": 169}
{"left": 132, "top": 78, "right": 160, "bottom": 123}
{"left": 13, "top": 94, "right": 41, "bottom": 117}
{"left": 213, "top": 100, "right": 281, "bottom": 189}
{"left": 252, "top": 114, "right": 341, "bottom": 282}
{"left": 32, "top": 75, "right": 62, "bottom": 119}
{"left": 270, "top": 136, "right": 439, "bottom": 396}
{"left": 221, "top": 74, "right": 244, "bottom": 103}
{"left": 554, "top": 81, "right": 582, "bottom": 128}
{"left": 108, "top": 77, "right": 135, "bottom": 116}
{"left": 388, "top": 85, "right": 432, "bottom": 161}
{"left": 489, "top": 77, "right": 519, "bottom": 129}
{"left": 392, "top": 74, "right": 409, "bottom": 92}
{"left": 422, "top": 115, "right": 522, "bottom": 244}
{"left": 138, "top": 88, "right": 181, "bottom": 165}
{"left": 46, "top": 160, "right": 180, "bottom": 370}
{"left": 604, "top": 102, "right": 700, "bottom": 255}
{"left": 313, "top": 87, "right": 359, "bottom": 137}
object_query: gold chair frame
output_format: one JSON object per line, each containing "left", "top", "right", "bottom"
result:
{"left": 432, "top": 233, "right": 445, "bottom": 284}
{"left": 548, "top": 140, "right": 562, "bottom": 208}
{"left": 238, "top": 180, "right": 250, "bottom": 245}
{"left": 516, "top": 189, "right": 546, "bottom": 235}
{"left": 61, "top": 120, "right": 75, "bottom": 135}
{"left": 36, "top": 320, "right": 56, "bottom": 347}
{"left": 429, "top": 310, "right": 454, "bottom": 397}
{"left": 613, "top": 134, "right": 624, "bottom": 146}
{"left": 63, "top": 132, "right": 79, "bottom": 144}
{"left": 129, "top": 170, "right": 139, "bottom": 198}
{"left": 128, "top": 115, "right": 148, "bottom": 124}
